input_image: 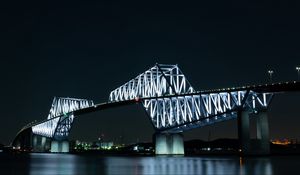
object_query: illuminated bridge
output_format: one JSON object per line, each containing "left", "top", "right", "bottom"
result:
{"left": 12, "top": 64, "right": 300, "bottom": 155}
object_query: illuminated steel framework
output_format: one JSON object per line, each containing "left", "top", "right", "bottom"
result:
{"left": 32, "top": 97, "right": 94, "bottom": 140}
{"left": 109, "top": 64, "right": 273, "bottom": 132}
{"left": 17, "top": 63, "right": 276, "bottom": 143}
{"left": 142, "top": 91, "right": 272, "bottom": 132}
{"left": 109, "top": 64, "right": 195, "bottom": 102}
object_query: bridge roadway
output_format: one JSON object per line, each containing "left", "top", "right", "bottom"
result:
{"left": 23, "top": 81, "right": 300, "bottom": 132}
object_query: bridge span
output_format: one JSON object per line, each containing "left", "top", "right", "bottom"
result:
{"left": 12, "top": 64, "right": 300, "bottom": 155}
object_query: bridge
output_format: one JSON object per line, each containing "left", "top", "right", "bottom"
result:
{"left": 12, "top": 64, "right": 300, "bottom": 155}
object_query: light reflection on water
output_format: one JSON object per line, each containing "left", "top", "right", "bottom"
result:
{"left": 3, "top": 153, "right": 298, "bottom": 175}
{"left": 105, "top": 156, "right": 272, "bottom": 175}
{"left": 29, "top": 153, "right": 78, "bottom": 175}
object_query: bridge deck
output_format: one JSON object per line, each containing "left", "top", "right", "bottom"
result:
{"left": 21, "top": 81, "right": 300, "bottom": 132}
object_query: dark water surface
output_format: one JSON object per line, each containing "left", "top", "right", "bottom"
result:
{"left": 1, "top": 153, "right": 300, "bottom": 175}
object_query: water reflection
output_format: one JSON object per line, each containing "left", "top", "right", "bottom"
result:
{"left": 0, "top": 153, "right": 277, "bottom": 175}
{"left": 29, "top": 153, "right": 78, "bottom": 175}
{"left": 104, "top": 156, "right": 273, "bottom": 175}
{"left": 239, "top": 157, "right": 272, "bottom": 175}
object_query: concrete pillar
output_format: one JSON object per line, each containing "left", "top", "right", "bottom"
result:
{"left": 51, "top": 140, "right": 59, "bottom": 152}
{"left": 41, "top": 137, "right": 46, "bottom": 151}
{"left": 256, "top": 111, "right": 270, "bottom": 154}
{"left": 237, "top": 110, "right": 250, "bottom": 155}
{"left": 155, "top": 134, "right": 168, "bottom": 154}
{"left": 51, "top": 140, "right": 69, "bottom": 153}
{"left": 32, "top": 135, "right": 48, "bottom": 152}
{"left": 155, "top": 133, "right": 184, "bottom": 155}
{"left": 61, "top": 141, "right": 69, "bottom": 153}
{"left": 171, "top": 134, "right": 184, "bottom": 154}
{"left": 32, "top": 135, "right": 38, "bottom": 151}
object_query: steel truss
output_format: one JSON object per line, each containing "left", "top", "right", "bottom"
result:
{"left": 32, "top": 97, "right": 94, "bottom": 139}
{"left": 109, "top": 64, "right": 195, "bottom": 102}
{"left": 30, "top": 63, "right": 274, "bottom": 137}
{"left": 109, "top": 64, "right": 273, "bottom": 132}
{"left": 142, "top": 91, "right": 273, "bottom": 132}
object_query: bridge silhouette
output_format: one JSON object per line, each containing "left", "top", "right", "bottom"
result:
{"left": 12, "top": 64, "right": 300, "bottom": 155}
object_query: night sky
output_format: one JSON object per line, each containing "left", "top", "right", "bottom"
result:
{"left": 0, "top": 1, "right": 300, "bottom": 145}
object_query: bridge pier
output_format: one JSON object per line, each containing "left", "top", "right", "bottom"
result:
{"left": 50, "top": 140, "right": 69, "bottom": 153}
{"left": 238, "top": 110, "right": 270, "bottom": 155}
{"left": 41, "top": 137, "right": 46, "bottom": 150}
{"left": 237, "top": 110, "right": 251, "bottom": 155}
{"left": 32, "top": 135, "right": 38, "bottom": 151}
{"left": 155, "top": 133, "right": 184, "bottom": 155}
{"left": 32, "top": 135, "right": 48, "bottom": 152}
{"left": 256, "top": 111, "right": 270, "bottom": 154}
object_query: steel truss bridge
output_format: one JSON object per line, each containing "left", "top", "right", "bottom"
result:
{"left": 12, "top": 64, "right": 300, "bottom": 150}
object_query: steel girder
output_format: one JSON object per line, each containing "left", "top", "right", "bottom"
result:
{"left": 32, "top": 97, "right": 94, "bottom": 139}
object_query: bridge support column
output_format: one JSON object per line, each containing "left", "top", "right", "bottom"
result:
{"left": 32, "top": 135, "right": 47, "bottom": 152}
{"left": 41, "top": 137, "right": 46, "bottom": 151}
{"left": 51, "top": 140, "right": 59, "bottom": 152}
{"left": 256, "top": 111, "right": 270, "bottom": 154}
{"left": 51, "top": 140, "right": 69, "bottom": 153}
{"left": 32, "top": 135, "right": 38, "bottom": 151}
{"left": 155, "top": 133, "right": 184, "bottom": 155}
{"left": 61, "top": 141, "right": 69, "bottom": 153}
{"left": 237, "top": 110, "right": 250, "bottom": 155}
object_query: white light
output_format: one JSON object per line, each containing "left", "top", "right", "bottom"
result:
{"left": 268, "top": 70, "right": 274, "bottom": 74}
